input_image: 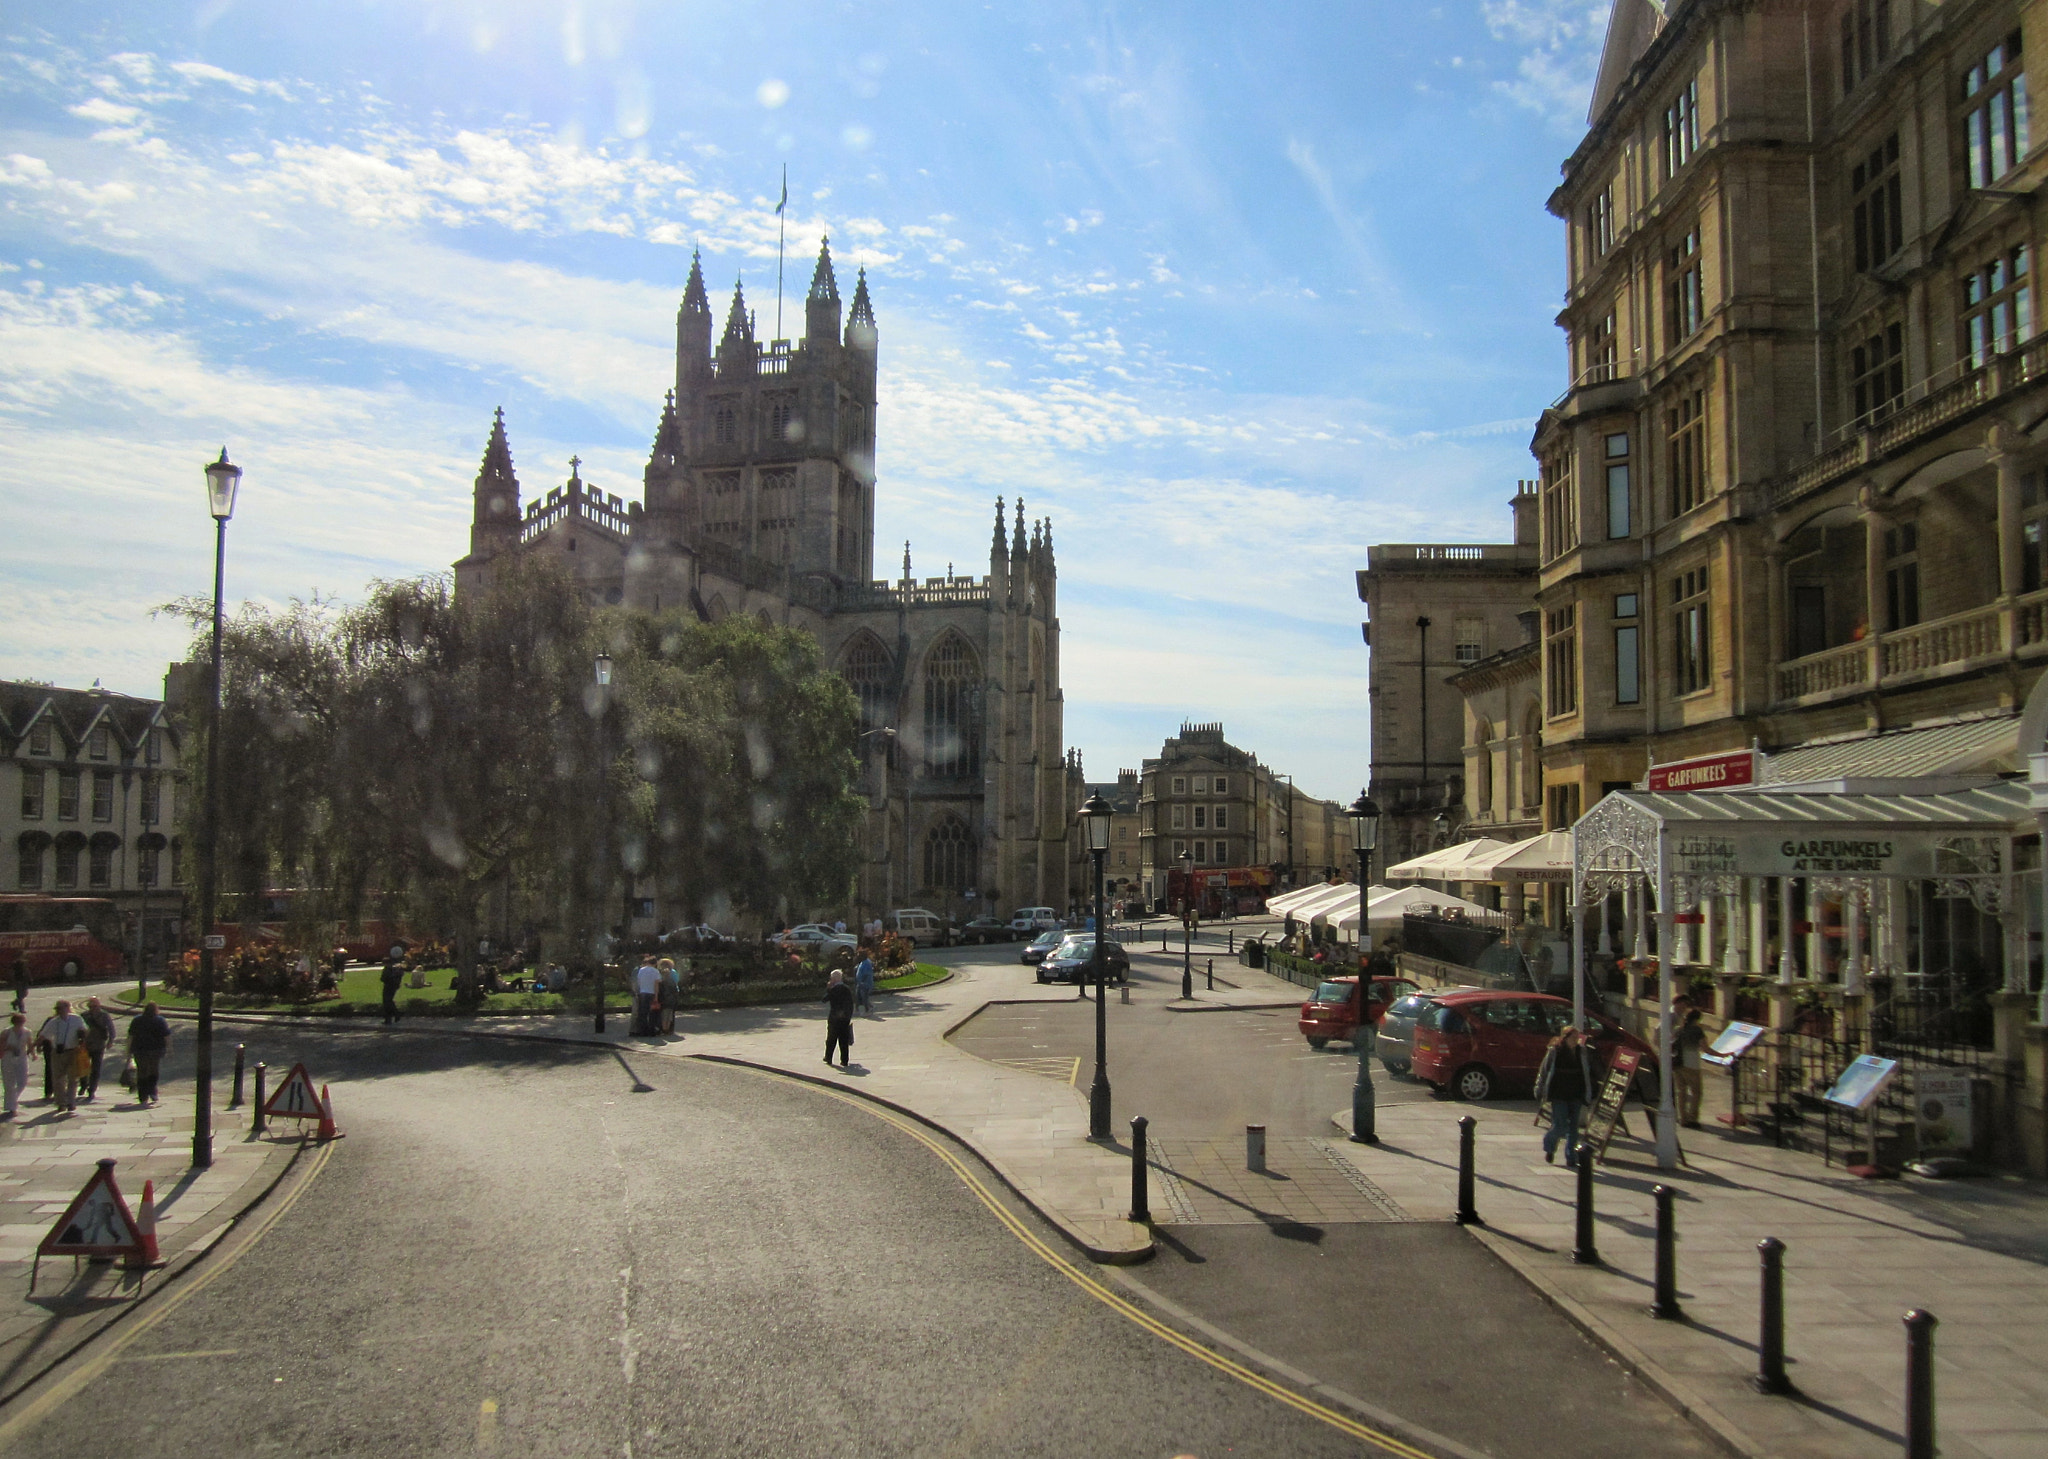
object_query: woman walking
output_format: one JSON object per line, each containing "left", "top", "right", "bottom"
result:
{"left": 1, "top": 1011, "right": 32, "bottom": 1119}
{"left": 1536, "top": 1025, "right": 1600, "bottom": 1169}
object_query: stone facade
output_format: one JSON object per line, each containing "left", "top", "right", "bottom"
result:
{"left": 1355, "top": 485, "right": 1541, "bottom": 866}
{"left": 454, "top": 243, "right": 1071, "bottom": 925}
{"left": 1533, "top": 0, "right": 2048, "bottom": 821}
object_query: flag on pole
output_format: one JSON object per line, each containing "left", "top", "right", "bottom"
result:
{"left": 776, "top": 166, "right": 788, "bottom": 215}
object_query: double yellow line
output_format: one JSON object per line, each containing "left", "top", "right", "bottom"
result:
{"left": 0, "top": 1139, "right": 337, "bottom": 1445}
{"left": 777, "top": 1071, "right": 1438, "bottom": 1459}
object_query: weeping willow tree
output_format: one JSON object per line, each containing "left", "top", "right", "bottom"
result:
{"left": 170, "top": 554, "right": 863, "bottom": 974}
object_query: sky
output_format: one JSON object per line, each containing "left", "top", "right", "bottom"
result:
{"left": 0, "top": 0, "right": 1613, "bottom": 803}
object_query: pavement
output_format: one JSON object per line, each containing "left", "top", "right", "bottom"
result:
{"left": 1330, "top": 1063, "right": 2048, "bottom": 1459}
{"left": 31, "top": 929, "right": 2047, "bottom": 1458}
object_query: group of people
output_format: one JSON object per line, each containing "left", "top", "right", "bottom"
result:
{"left": 1, "top": 996, "right": 173, "bottom": 1118}
{"left": 822, "top": 951, "right": 879, "bottom": 1069}
{"left": 631, "top": 957, "right": 688, "bottom": 1036}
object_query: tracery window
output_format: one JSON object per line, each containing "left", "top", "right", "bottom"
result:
{"left": 842, "top": 636, "right": 893, "bottom": 733}
{"left": 923, "top": 816, "right": 977, "bottom": 895}
{"left": 921, "top": 635, "right": 981, "bottom": 779}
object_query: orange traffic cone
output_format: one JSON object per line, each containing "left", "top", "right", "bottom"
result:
{"left": 316, "top": 1084, "right": 343, "bottom": 1141}
{"left": 126, "top": 1179, "right": 160, "bottom": 1268}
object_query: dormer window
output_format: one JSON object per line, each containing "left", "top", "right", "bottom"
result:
{"left": 89, "top": 726, "right": 110, "bottom": 760}
{"left": 27, "top": 722, "right": 50, "bottom": 755}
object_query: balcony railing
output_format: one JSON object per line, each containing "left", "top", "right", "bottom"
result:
{"left": 1774, "top": 590, "right": 2048, "bottom": 705}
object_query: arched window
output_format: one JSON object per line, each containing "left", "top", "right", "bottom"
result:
{"left": 922, "top": 634, "right": 981, "bottom": 779}
{"left": 924, "top": 816, "right": 977, "bottom": 895}
{"left": 840, "top": 634, "right": 893, "bottom": 732}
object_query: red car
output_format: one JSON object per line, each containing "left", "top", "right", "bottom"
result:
{"left": 1410, "top": 989, "right": 1657, "bottom": 1102}
{"left": 1298, "top": 975, "right": 1420, "bottom": 1049}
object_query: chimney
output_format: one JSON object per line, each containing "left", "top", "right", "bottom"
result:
{"left": 1511, "top": 479, "right": 1539, "bottom": 547}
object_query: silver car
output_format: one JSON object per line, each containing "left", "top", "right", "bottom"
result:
{"left": 1376, "top": 988, "right": 1484, "bottom": 1076}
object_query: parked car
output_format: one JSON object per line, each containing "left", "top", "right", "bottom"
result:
{"left": 659, "top": 924, "right": 728, "bottom": 952}
{"left": 771, "top": 925, "right": 859, "bottom": 955}
{"left": 889, "top": 908, "right": 946, "bottom": 947}
{"left": 959, "top": 916, "right": 1013, "bottom": 944}
{"left": 1297, "top": 975, "right": 1421, "bottom": 1050}
{"left": 1020, "top": 928, "right": 1066, "bottom": 965}
{"left": 1409, "top": 990, "right": 1657, "bottom": 1103}
{"left": 1009, "top": 906, "right": 1061, "bottom": 935}
{"left": 1038, "top": 934, "right": 1130, "bottom": 985}
{"left": 1374, "top": 988, "right": 1485, "bottom": 1076}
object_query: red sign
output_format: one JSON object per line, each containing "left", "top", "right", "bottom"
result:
{"left": 263, "top": 1063, "right": 326, "bottom": 1121}
{"left": 1647, "top": 750, "right": 1759, "bottom": 794}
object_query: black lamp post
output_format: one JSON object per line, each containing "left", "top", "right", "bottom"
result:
{"left": 192, "top": 449, "right": 239, "bottom": 1171}
{"left": 593, "top": 651, "right": 612, "bottom": 1034}
{"left": 1178, "top": 848, "right": 1193, "bottom": 1000}
{"left": 1083, "top": 792, "right": 1113, "bottom": 1139}
{"left": 1349, "top": 790, "right": 1382, "bottom": 1146}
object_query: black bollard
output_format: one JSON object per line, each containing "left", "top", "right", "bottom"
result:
{"left": 1904, "top": 1309, "right": 1936, "bottom": 1459}
{"left": 1651, "top": 1184, "right": 1681, "bottom": 1319}
{"left": 1129, "top": 1116, "right": 1151, "bottom": 1223}
{"left": 1455, "top": 1115, "right": 1480, "bottom": 1225}
{"left": 1206, "top": 957, "right": 1214, "bottom": 990}
{"left": 1572, "top": 1143, "right": 1599, "bottom": 1264}
{"left": 1228, "top": 930, "right": 1235, "bottom": 953}
{"left": 252, "top": 1063, "right": 267, "bottom": 1135}
{"left": 1753, "top": 1237, "right": 1792, "bottom": 1394}
{"left": 229, "top": 1043, "right": 246, "bottom": 1108}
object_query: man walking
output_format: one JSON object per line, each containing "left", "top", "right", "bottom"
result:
{"left": 633, "top": 957, "right": 660, "bottom": 1036}
{"left": 9, "top": 954, "right": 27, "bottom": 1014}
{"left": 380, "top": 948, "right": 405, "bottom": 1026}
{"left": 126, "top": 1001, "right": 171, "bottom": 1107}
{"left": 824, "top": 970, "right": 854, "bottom": 1069}
{"left": 37, "top": 999, "right": 86, "bottom": 1114}
{"left": 80, "top": 996, "right": 116, "bottom": 1100}
{"left": 1674, "top": 1006, "right": 1706, "bottom": 1129}
{"left": 1537, "top": 1026, "right": 1599, "bottom": 1168}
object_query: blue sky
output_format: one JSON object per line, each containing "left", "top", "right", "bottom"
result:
{"left": 0, "top": 1, "right": 1611, "bottom": 801}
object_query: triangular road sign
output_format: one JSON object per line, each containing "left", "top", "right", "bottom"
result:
{"left": 39, "top": 1160, "right": 142, "bottom": 1258}
{"left": 263, "top": 1062, "right": 325, "bottom": 1121}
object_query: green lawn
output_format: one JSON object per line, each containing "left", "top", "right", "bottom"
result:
{"left": 124, "top": 962, "right": 949, "bottom": 1016}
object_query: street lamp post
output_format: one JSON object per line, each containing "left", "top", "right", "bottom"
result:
{"left": 593, "top": 652, "right": 612, "bottom": 1034}
{"left": 1349, "top": 791, "right": 1382, "bottom": 1146}
{"left": 193, "top": 449, "right": 239, "bottom": 1171}
{"left": 1083, "top": 792, "right": 1113, "bottom": 1139}
{"left": 1178, "top": 848, "right": 1193, "bottom": 1000}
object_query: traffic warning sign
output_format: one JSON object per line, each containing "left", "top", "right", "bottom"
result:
{"left": 263, "top": 1062, "right": 325, "bottom": 1121}
{"left": 38, "top": 1160, "right": 141, "bottom": 1258}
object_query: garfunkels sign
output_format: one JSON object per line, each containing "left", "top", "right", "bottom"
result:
{"left": 1668, "top": 832, "right": 2003, "bottom": 877}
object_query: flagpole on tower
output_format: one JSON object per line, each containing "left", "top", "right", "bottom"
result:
{"left": 774, "top": 164, "right": 788, "bottom": 342}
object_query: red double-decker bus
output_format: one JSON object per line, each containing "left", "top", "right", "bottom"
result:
{"left": 0, "top": 896, "right": 129, "bottom": 983}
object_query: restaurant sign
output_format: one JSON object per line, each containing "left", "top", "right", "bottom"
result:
{"left": 1647, "top": 750, "right": 1759, "bottom": 794}
{"left": 1668, "top": 831, "right": 1941, "bottom": 877}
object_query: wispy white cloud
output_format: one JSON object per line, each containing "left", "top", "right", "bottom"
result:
{"left": 1482, "top": 0, "right": 1613, "bottom": 130}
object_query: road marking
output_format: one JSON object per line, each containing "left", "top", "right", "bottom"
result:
{"left": 0, "top": 1139, "right": 336, "bottom": 1445}
{"left": 120, "top": 1349, "right": 239, "bottom": 1362}
{"left": 730, "top": 1065, "right": 1439, "bottom": 1459}
{"left": 477, "top": 1397, "right": 498, "bottom": 1451}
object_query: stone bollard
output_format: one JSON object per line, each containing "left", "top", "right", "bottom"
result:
{"left": 1246, "top": 1124, "right": 1267, "bottom": 1173}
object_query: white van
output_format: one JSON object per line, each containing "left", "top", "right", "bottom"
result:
{"left": 890, "top": 908, "right": 945, "bottom": 947}
{"left": 1009, "top": 907, "right": 1060, "bottom": 934}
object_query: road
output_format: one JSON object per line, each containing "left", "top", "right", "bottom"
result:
{"left": 0, "top": 979, "right": 1716, "bottom": 1458}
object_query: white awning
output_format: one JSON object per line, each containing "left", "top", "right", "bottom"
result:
{"left": 1456, "top": 830, "right": 1574, "bottom": 883}
{"left": 1385, "top": 837, "right": 1512, "bottom": 881}
{"left": 1326, "top": 884, "right": 1493, "bottom": 934}
{"left": 1267, "top": 881, "right": 1352, "bottom": 916}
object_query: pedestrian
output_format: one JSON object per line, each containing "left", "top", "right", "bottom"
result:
{"left": 854, "top": 950, "right": 876, "bottom": 1017}
{"left": 1, "top": 1010, "right": 31, "bottom": 1118}
{"left": 658, "top": 958, "right": 681, "bottom": 1035}
{"left": 37, "top": 999, "right": 87, "bottom": 1114}
{"left": 1674, "top": 1006, "right": 1706, "bottom": 1129}
{"left": 380, "top": 950, "right": 405, "bottom": 1026}
{"left": 824, "top": 969, "right": 854, "bottom": 1069}
{"left": 126, "top": 1001, "right": 171, "bottom": 1107}
{"left": 633, "top": 957, "right": 660, "bottom": 1035}
{"left": 80, "top": 996, "right": 116, "bottom": 1100}
{"left": 9, "top": 954, "right": 27, "bottom": 1013}
{"left": 1536, "top": 1025, "right": 1599, "bottom": 1168}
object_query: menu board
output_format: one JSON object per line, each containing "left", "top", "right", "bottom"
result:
{"left": 1824, "top": 1055, "right": 1899, "bottom": 1112}
{"left": 1583, "top": 1046, "right": 1644, "bottom": 1160}
{"left": 1703, "top": 1020, "right": 1766, "bottom": 1068}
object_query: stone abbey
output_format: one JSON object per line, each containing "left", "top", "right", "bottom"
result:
{"left": 453, "top": 240, "right": 1071, "bottom": 921}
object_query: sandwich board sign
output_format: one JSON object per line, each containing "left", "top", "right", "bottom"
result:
{"left": 263, "top": 1062, "right": 325, "bottom": 1121}
{"left": 1915, "top": 1071, "right": 1974, "bottom": 1153}
{"left": 1584, "top": 1046, "right": 1644, "bottom": 1161}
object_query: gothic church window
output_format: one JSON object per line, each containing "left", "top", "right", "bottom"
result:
{"left": 923, "top": 816, "right": 977, "bottom": 895}
{"left": 842, "top": 635, "right": 893, "bottom": 733}
{"left": 713, "top": 400, "right": 738, "bottom": 445}
{"left": 922, "top": 635, "right": 981, "bottom": 779}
